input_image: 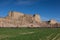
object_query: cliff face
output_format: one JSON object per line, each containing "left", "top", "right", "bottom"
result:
{"left": 0, "top": 11, "right": 60, "bottom": 27}
{"left": 0, "top": 11, "right": 41, "bottom": 27}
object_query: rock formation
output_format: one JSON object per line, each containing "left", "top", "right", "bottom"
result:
{"left": 0, "top": 11, "right": 60, "bottom": 27}
{"left": 48, "top": 19, "right": 57, "bottom": 24}
{"left": 33, "top": 14, "right": 41, "bottom": 23}
{"left": 0, "top": 11, "right": 41, "bottom": 27}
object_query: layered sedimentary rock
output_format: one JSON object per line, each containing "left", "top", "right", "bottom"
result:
{"left": 0, "top": 11, "right": 60, "bottom": 27}
{"left": 0, "top": 11, "right": 41, "bottom": 27}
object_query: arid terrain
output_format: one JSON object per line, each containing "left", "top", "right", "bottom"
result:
{"left": 0, "top": 11, "right": 60, "bottom": 27}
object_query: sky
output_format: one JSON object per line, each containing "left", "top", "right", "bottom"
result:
{"left": 0, "top": 0, "right": 60, "bottom": 22}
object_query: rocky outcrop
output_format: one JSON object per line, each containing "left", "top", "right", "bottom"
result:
{"left": 8, "top": 11, "right": 24, "bottom": 19}
{"left": 33, "top": 14, "right": 41, "bottom": 23}
{"left": 0, "top": 11, "right": 41, "bottom": 27}
{"left": 0, "top": 11, "right": 60, "bottom": 27}
{"left": 48, "top": 19, "right": 57, "bottom": 24}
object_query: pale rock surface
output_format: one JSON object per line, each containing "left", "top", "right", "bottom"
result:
{"left": 33, "top": 14, "right": 41, "bottom": 23}
{"left": 0, "top": 11, "right": 41, "bottom": 27}
{"left": 49, "top": 19, "right": 57, "bottom": 24}
{"left": 0, "top": 11, "right": 59, "bottom": 27}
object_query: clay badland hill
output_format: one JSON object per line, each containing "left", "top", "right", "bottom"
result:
{"left": 0, "top": 11, "right": 60, "bottom": 27}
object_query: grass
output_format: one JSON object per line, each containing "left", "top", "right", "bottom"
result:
{"left": 0, "top": 28, "right": 60, "bottom": 40}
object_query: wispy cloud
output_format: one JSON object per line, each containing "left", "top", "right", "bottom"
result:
{"left": 14, "top": 1, "right": 31, "bottom": 5}
{"left": 41, "top": 16, "right": 49, "bottom": 21}
{"left": 54, "top": 17, "right": 60, "bottom": 22}
{"left": 13, "top": 0, "right": 39, "bottom": 5}
{"left": 41, "top": 16, "right": 60, "bottom": 22}
{"left": 0, "top": 0, "right": 41, "bottom": 6}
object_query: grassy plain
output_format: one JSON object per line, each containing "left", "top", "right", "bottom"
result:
{"left": 0, "top": 28, "right": 60, "bottom": 40}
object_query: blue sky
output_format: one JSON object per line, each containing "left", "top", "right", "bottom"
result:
{"left": 0, "top": 0, "right": 60, "bottom": 22}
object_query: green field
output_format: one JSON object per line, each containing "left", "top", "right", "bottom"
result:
{"left": 0, "top": 28, "right": 60, "bottom": 40}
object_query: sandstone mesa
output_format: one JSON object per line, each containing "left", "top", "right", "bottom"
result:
{"left": 0, "top": 11, "right": 60, "bottom": 27}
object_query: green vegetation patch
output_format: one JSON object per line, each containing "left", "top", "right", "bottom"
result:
{"left": 0, "top": 28, "right": 60, "bottom": 40}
